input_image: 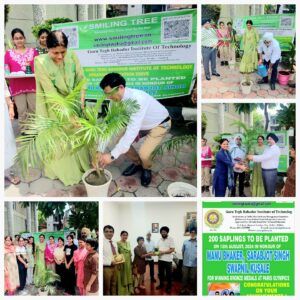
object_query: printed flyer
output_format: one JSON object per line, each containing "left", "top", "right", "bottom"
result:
{"left": 53, "top": 9, "right": 197, "bottom": 99}
{"left": 203, "top": 201, "right": 294, "bottom": 296}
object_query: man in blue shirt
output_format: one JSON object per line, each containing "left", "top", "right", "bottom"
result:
{"left": 144, "top": 232, "right": 156, "bottom": 282}
{"left": 180, "top": 227, "right": 197, "bottom": 295}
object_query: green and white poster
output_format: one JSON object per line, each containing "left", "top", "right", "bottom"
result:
{"left": 234, "top": 14, "right": 295, "bottom": 51}
{"left": 203, "top": 201, "right": 295, "bottom": 296}
{"left": 53, "top": 9, "right": 197, "bottom": 99}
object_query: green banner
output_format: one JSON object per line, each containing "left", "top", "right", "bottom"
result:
{"left": 22, "top": 231, "right": 66, "bottom": 242}
{"left": 53, "top": 9, "right": 197, "bottom": 99}
{"left": 234, "top": 14, "right": 295, "bottom": 51}
{"left": 203, "top": 201, "right": 295, "bottom": 296}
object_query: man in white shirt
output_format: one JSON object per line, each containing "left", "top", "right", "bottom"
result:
{"left": 156, "top": 226, "right": 175, "bottom": 294}
{"left": 98, "top": 73, "right": 171, "bottom": 187}
{"left": 257, "top": 32, "right": 281, "bottom": 90}
{"left": 248, "top": 133, "right": 281, "bottom": 197}
{"left": 144, "top": 232, "right": 156, "bottom": 282}
{"left": 230, "top": 136, "right": 247, "bottom": 197}
{"left": 103, "top": 225, "right": 119, "bottom": 295}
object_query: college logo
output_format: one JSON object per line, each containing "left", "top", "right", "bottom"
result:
{"left": 204, "top": 210, "right": 223, "bottom": 228}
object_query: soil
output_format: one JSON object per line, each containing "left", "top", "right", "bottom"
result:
{"left": 173, "top": 192, "right": 192, "bottom": 197}
{"left": 242, "top": 81, "right": 251, "bottom": 86}
{"left": 279, "top": 71, "right": 290, "bottom": 76}
{"left": 85, "top": 170, "right": 108, "bottom": 186}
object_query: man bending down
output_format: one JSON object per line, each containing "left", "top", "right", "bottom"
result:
{"left": 97, "top": 73, "right": 171, "bottom": 187}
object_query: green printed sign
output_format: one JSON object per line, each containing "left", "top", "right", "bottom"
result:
{"left": 53, "top": 9, "right": 197, "bottom": 99}
{"left": 234, "top": 14, "right": 295, "bottom": 51}
{"left": 203, "top": 202, "right": 295, "bottom": 296}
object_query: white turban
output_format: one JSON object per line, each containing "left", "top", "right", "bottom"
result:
{"left": 263, "top": 32, "right": 274, "bottom": 42}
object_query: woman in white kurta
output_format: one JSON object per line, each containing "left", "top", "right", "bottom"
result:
{"left": 4, "top": 81, "right": 20, "bottom": 184}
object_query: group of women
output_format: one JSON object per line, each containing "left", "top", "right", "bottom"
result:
{"left": 4, "top": 233, "right": 99, "bottom": 295}
{"left": 5, "top": 27, "right": 89, "bottom": 187}
{"left": 201, "top": 136, "right": 295, "bottom": 197}
{"left": 116, "top": 231, "right": 153, "bottom": 295}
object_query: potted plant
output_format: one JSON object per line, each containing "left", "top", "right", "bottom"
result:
{"left": 240, "top": 73, "right": 253, "bottom": 95}
{"left": 278, "top": 42, "right": 296, "bottom": 85}
{"left": 36, "top": 268, "right": 61, "bottom": 296}
{"left": 151, "top": 134, "right": 197, "bottom": 197}
{"left": 16, "top": 80, "right": 139, "bottom": 197}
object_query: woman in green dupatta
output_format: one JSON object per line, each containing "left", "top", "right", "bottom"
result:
{"left": 34, "top": 234, "right": 46, "bottom": 287}
{"left": 117, "top": 231, "right": 134, "bottom": 295}
{"left": 249, "top": 135, "right": 266, "bottom": 197}
{"left": 239, "top": 20, "right": 259, "bottom": 74}
{"left": 34, "top": 30, "right": 89, "bottom": 186}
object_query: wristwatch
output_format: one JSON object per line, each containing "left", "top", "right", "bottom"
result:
{"left": 110, "top": 154, "right": 115, "bottom": 160}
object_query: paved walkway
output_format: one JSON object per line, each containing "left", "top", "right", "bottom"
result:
{"left": 201, "top": 60, "right": 295, "bottom": 99}
{"left": 5, "top": 122, "right": 197, "bottom": 198}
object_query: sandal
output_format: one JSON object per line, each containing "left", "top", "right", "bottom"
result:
{"left": 6, "top": 174, "right": 21, "bottom": 185}
{"left": 134, "top": 287, "right": 140, "bottom": 294}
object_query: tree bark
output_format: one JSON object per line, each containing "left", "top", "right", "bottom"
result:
{"left": 78, "top": 5, "right": 89, "bottom": 21}
{"left": 32, "top": 5, "right": 46, "bottom": 26}
{"left": 26, "top": 204, "right": 32, "bottom": 232}
{"left": 7, "top": 202, "right": 15, "bottom": 237}
{"left": 264, "top": 104, "right": 269, "bottom": 131}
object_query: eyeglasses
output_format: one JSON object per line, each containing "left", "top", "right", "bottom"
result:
{"left": 264, "top": 41, "right": 271, "bottom": 44}
{"left": 103, "top": 85, "right": 120, "bottom": 96}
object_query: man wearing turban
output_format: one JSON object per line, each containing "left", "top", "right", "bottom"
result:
{"left": 248, "top": 133, "right": 281, "bottom": 197}
{"left": 257, "top": 32, "right": 281, "bottom": 90}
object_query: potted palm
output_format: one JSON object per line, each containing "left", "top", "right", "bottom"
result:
{"left": 35, "top": 268, "right": 61, "bottom": 296}
{"left": 151, "top": 134, "right": 197, "bottom": 197}
{"left": 16, "top": 80, "right": 139, "bottom": 197}
{"left": 278, "top": 42, "right": 296, "bottom": 85}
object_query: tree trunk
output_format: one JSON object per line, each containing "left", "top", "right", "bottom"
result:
{"left": 6, "top": 202, "right": 15, "bottom": 237}
{"left": 34, "top": 203, "right": 39, "bottom": 232}
{"left": 264, "top": 104, "right": 269, "bottom": 131}
{"left": 78, "top": 5, "right": 89, "bottom": 21}
{"left": 26, "top": 204, "right": 32, "bottom": 232}
{"left": 97, "top": 4, "right": 106, "bottom": 19}
{"left": 32, "top": 5, "right": 46, "bottom": 26}
{"left": 218, "top": 104, "right": 225, "bottom": 133}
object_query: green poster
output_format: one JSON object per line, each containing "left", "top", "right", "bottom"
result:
{"left": 234, "top": 14, "right": 295, "bottom": 51}
{"left": 53, "top": 9, "right": 197, "bottom": 99}
{"left": 203, "top": 201, "right": 295, "bottom": 296}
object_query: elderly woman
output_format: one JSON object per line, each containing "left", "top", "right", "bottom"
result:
{"left": 34, "top": 30, "right": 90, "bottom": 186}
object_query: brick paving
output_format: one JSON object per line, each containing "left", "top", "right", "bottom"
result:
{"left": 5, "top": 123, "right": 197, "bottom": 198}
{"left": 201, "top": 60, "right": 295, "bottom": 99}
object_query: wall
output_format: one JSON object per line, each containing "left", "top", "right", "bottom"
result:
{"left": 103, "top": 201, "right": 197, "bottom": 259}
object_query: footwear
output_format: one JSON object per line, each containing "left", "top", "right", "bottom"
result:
{"left": 139, "top": 285, "right": 146, "bottom": 290}
{"left": 202, "top": 186, "right": 205, "bottom": 193}
{"left": 166, "top": 287, "right": 171, "bottom": 294}
{"left": 141, "top": 169, "right": 152, "bottom": 187}
{"left": 206, "top": 75, "right": 211, "bottom": 80}
{"left": 271, "top": 83, "right": 276, "bottom": 90}
{"left": 156, "top": 284, "right": 164, "bottom": 290}
{"left": 225, "top": 61, "right": 229, "bottom": 66}
{"left": 221, "top": 61, "right": 224, "bottom": 66}
{"left": 205, "top": 186, "right": 210, "bottom": 192}
{"left": 6, "top": 174, "right": 21, "bottom": 185}
{"left": 151, "top": 278, "right": 157, "bottom": 283}
{"left": 212, "top": 72, "right": 220, "bottom": 77}
{"left": 239, "top": 193, "right": 246, "bottom": 197}
{"left": 257, "top": 79, "right": 268, "bottom": 84}
{"left": 122, "top": 164, "right": 142, "bottom": 176}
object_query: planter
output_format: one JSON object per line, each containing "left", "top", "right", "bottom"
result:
{"left": 38, "top": 288, "right": 48, "bottom": 296}
{"left": 228, "top": 62, "right": 235, "bottom": 70}
{"left": 278, "top": 70, "right": 290, "bottom": 85}
{"left": 240, "top": 80, "right": 253, "bottom": 95}
{"left": 167, "top": 182, "right": 197, "bottom": 197}
{"left": 82, "top": 169, "right": 112, "bottom": 197}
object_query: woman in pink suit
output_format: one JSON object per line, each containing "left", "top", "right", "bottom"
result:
{"left": 73, "top": 236, "right": 88, "bottom": 295}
